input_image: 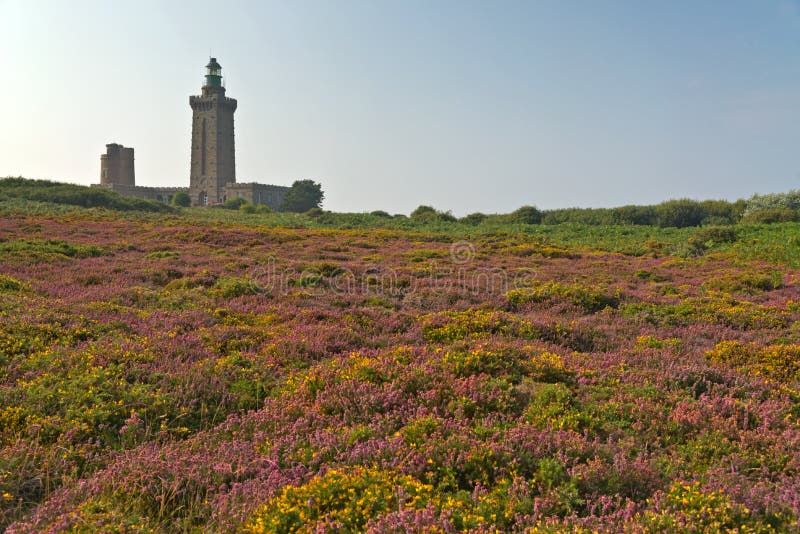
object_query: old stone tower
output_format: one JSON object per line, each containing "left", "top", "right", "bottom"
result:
{"left": 189, "top": 58, "right": 237, "bottom": 205}
{"left": 100, "top": 143, "right": 135, "bottom": 186}
{"left": 95, "top": 57, "right": 289, "bottom": 209}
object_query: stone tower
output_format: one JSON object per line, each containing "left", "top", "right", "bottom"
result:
{"left": 189, "top": 58, "right": 237, "bottom": 205}
{"left": 100, "top": 143, "right": 135, "bottom": 186}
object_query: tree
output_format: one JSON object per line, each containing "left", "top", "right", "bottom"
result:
{"left": 410, "top": 205, "right": 437, "bottom": 219}
{"left": 460, "top": 212, "right": 487, "bottom": 225}
{"left": 508, "top": 205, "right": 542, "bottom": 224}
{"left": 280, "top": 180, "right": 324, "bottom": 212}
{"left": 409, "top": 205, "right": 455, "bottom": 223}
{"left": 171, "top": 191, "right": 190, "bottom": 207}
{"left": 656, "top": 199, "right": 707, "bottom": 228}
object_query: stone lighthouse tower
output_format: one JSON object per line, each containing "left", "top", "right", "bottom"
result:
{"left": 189, "top": 58, "right": 237, "bottom": 205}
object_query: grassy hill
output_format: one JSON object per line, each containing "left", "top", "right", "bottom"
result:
{"left": 1, "top": 188, "right": 799, "bottom": 531}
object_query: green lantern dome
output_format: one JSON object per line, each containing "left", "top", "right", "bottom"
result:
{"left": 205, "top": 57, "right": 222, "bottom": 87}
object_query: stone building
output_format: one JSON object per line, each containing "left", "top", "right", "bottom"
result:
{"left": 95, "top": 58, "right": 290, "bottom": 210}
{"left": 189, "top": 57, "right": 237, "bottom": 206}
{"left": 100, "top": 144, "right": 135, "bottom": 186}
{"left": 225, "top": 182, "right": 288, "bottom": 207}
{"left": 96, "top": 143, "right": 186, "bottom": 202}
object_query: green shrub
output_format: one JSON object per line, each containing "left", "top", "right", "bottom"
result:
{"left": 244, "top": 468, "right": 435, "bottom": 533}
{"left": 691, "top": 226, "right": 738, "bottom": 244}
{"left": 742, "top": 208, "right": 799, "bottom": 224}
{"left": 0, "top": 239, "right": 104, "bottom": 258}
{"left": 0, "top": 274, "right": 26, "bottom": 291}
{"left": 410, "top": 205, "right": 438, "bottom": 219}
{"left": 0, "top": 177, "right": 173, "bottom": 212}
{"left": 305, "top": 207, "right": 325, "bottom": 218}
{"left": 223, "top": 197, "right": 248, "bottom": 210}
{"left": 745, "top": 189, "right": 800, "bottom": 215}
{"left": 507, "top": 205, "right": 542, "bottom": 224}
{"left": 407, "top": 205, "right": 455, "bottom": 223}
{"left": 656, "top": 199, "right": 708, "bottom": 228}
{"left": 460, "top": 212, "right": 487, "bottom": 225}
{"left": 209, "top": 276, "right": 260, "bottom": 298}
{"left": 506, "top": 281, "right": 621, "bottom": 312}
{"left": 170, "top": 191, "right": 190, "bottom": 207}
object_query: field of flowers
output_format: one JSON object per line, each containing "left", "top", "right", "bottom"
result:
{"left": 1, "top": 208, "right": 800, "bottom": 532}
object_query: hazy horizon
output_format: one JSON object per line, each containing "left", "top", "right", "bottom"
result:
{"left": 1, "top": 0, "right": 799, "bottom": 215}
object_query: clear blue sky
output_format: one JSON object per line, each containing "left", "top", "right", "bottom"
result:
{"left": 1, "top": 0, "right": 799, "bottom": 214}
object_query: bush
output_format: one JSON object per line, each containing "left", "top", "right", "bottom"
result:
{"left": 691, "top": 226, "right": 738, "bottom": 244}
{"left": 0, "top": 239, "right": 104, "bottom": 258}
{"left": 410, "top": 205, "right": 456, "bottom": 223}
{"left": 742, "top": 208, "right": 799, "bottom": 224}
{"left": 0, "top": 177, "right": 173, "bottom": 213}
{"left": 507, "top": 205, "right": 542, "bottom": 225}
{"left": 656, "top": 199, "right": 708, "bottom": 228}
{"left": 460, "top": 212, "right": 487, "bottom": 225}
{"left": 209, "top": 276, "right": 260, "bottom": 298}
{"left": 0, "top": 274, "right": 26, "bottom": 291}
{"left": 305, "top": 207, "right": 325, "bottom": 218}
{"left": 369, "top": 210, "right": 391, "bottom": 218}
{"left": 223, "top": 197, "right": 248, "bottom": 210}
{"left": 410, "top": 205, "right": 438, "bottom": 220}
{"left": 506, "top": 281, "right": 621, "bottom": 312}
{"left": 244, "top": 468, "right": 435, "bottom": 533}
{"left": 171, "top": 192, "right": 190, "bottom": 207}
{"left": 745, "top": 189, "right": 800, "bottom": 215}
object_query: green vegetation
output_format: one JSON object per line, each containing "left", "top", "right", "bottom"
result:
{"left": 280, "top": 179, "right": 325, "bottom": 212}
{"left": 170, "top": 191, "right": 190, "bottom": 207}
{"left": 3, "top": 178, "right": 800, "bottom": 268}
{"left": 2, "top": 182, "right": 800, "bottom": 532}
{"left": 0, "top": 177, "right": 173, "bottom": 212}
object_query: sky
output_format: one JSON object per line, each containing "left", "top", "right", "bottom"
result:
{"left": 1, "top": 0, "right": 799, "bottom": 215}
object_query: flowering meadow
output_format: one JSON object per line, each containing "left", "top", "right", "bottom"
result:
{"left": 1, "top": 208, "right": 800, "bottom": 532}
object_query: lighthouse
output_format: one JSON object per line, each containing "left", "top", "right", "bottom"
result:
{"left": 189, "top": 58, "right": 237, "bottom": 206}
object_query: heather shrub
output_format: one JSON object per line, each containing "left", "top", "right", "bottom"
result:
{"left": 3, "top": 204, "right": 800, "bottom": 532}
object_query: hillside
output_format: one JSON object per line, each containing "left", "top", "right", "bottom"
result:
{"left": 1, "top": 190, "right": 799, "bottom": 531}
